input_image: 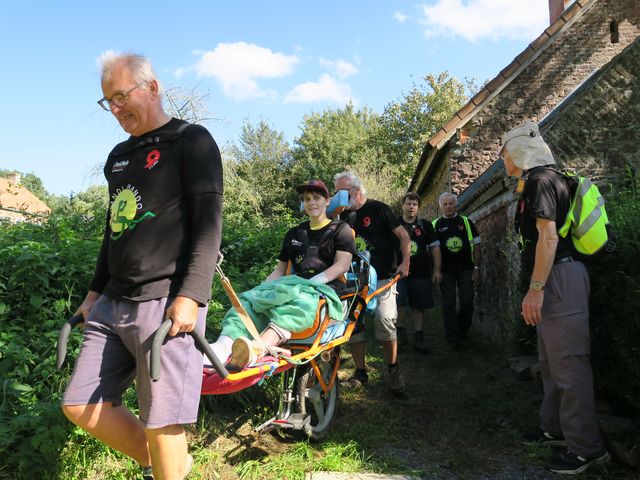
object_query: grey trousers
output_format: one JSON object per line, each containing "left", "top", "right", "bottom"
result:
{"left": 536, "top": 260, "right": 604, "bottom": 457}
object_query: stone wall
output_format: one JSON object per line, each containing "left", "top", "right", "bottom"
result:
{"left": 543, "top": 38, "right": 640, "bottom": 191}
{"left": 411, "top": 0, "right": 640, "bottom": 346}
{"left": 466, "top": 36, "right": 640, "bottom": 346}
{"left": 450, "top": 0, "right": 640, "bottom": 196}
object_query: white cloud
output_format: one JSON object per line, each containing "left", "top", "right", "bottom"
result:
{"left": 284, "top": 74, "right": 353, "bottom": 104}
{"left": 319, "top": 58, "right": 358, "bottom": 78}
{"left": 186, "top": 42, "right": 299, "bottom": 100}
{"left": 419, "top": 0, "right": 548, "bottom": 43}
{"left": 394, "top": 11, "right": 409, "bottom": 23}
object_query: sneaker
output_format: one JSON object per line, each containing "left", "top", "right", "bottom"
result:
{"left": 388, "top": 365, "right": 406, "bottom": 397}
{"left": 397, "top": 327, "right": 408, "bottom": 347}
{"left": 228, "top": 337, "right": 261, "bottom": 368}
{"left": 547, "top": 449, "right": 611, "bottom": 475}
{"left": 342, "top": 369, "right": 369, "bottom": 388}
{"left": 142, "top": 465, "right": 153, "bottom": 480}
{"left": 142, "top": 453, "right": 193, "bottom": 480}
{"left": 521, "top": 429, "right": 567, "bottom": 447}
{"left": 413, "top": 332, "right": 429, "bottom": 354}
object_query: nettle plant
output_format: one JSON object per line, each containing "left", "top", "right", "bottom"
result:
{"left": 0, "top": 216, "right": 100, "bottom": 477}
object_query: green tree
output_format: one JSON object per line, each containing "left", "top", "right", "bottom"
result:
{"left": 376, "top": 72, "right": 471, "bottom": 185}
{"left": 226, "top": 119, "right": 292, "bottom": 217}
{"left": 289, "top": 104, "right": 383, "bottom": 192}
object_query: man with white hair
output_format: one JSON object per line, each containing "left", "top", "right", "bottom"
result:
{"left": 432, "top": 192, "right": 481, "bottom": 349}
{"left": 334, "top": 171, "right": 411, "bottom": 397}
{"left": 501, "top": 120, "right": 609, "bottom": 475}
{"left": 62, "top": 52, "right": 223, "bottom": 480}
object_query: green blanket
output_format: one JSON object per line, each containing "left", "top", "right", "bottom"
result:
{"left": 220, "top": 275, "right": 343, "bottom": 340}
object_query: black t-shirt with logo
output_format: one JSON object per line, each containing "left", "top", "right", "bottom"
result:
{"left": 344, "top": 199, "right": 401, "bottom": 278}
{"left": 515, "top": 167, "right": 573, "bottom": 273}
{"left": 90, "top": 118, "right": 223, "bottom": 304}
{"left": 433, "top": 215, "right": 479, "bottom": 272}
{"left": 399, "top": 217, "right": 439, "bottom": 278}
{"left": 279, "top": 220, "right": 356, "bottom": 278}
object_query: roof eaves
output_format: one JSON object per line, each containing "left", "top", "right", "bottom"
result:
{"left": 421, "top": 0, "right": 593, "bottom": 155}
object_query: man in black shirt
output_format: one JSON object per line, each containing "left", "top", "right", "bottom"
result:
{"left": 432, "top": 193, "right": 481, "bottom": 348}
{"left": 501, "top": 120, "right": 608, "bottom": 475}
{"left": 334, "top": 171, "right": 411, "bottom": 397}
{"left": 396, "top": 192, "right": 442, "bottom": 353}
{"left": 62, "top": 53, "right": 222, "bottom": 480}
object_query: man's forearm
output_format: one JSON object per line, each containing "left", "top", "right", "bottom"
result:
{"left": 432, "top": 246, "right": 442, "bottom": 272}
{"left": 531, "top": 220, "right": 558, "bottom": 287}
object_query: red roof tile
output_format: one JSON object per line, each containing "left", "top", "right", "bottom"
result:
{"left": 529, "top": 32, "right": 551, "bottom": 52}
{"left": 0, "top": 178, "right": 50, "bottom": 216}
{"left": 514, "top": 46, "right": 536, "bottom": 66}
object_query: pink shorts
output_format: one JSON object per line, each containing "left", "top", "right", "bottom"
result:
{"left": 62, "top": 295, "right": 206, "bottom": 428}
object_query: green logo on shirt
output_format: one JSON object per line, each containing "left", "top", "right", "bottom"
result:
{"left": 446, "top": 236, "right": 463, "bottom": 253}
{"left": 354, "top": 236, "right": 368, "bottom": 253}
{"left": 110, "top": 186, "right": 156, "bottom": 240}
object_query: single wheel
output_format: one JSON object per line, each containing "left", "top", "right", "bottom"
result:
{"left": 294, "top": 355, "right": 339, "bottom": 441}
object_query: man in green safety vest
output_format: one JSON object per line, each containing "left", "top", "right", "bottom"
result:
{"left": 432, "top": 193, "right": 481, "bottom": 349}
{"left": 500, "top": 120, "right": 609, "bottom": 475}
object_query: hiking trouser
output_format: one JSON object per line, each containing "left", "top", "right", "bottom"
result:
{"left": 537, "top": 260, "right": 604, "bottom": 457}
{"left": 440, "top": 268, "right": 474, "bottom": 343}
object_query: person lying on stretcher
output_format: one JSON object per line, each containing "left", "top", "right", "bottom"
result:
{"left": 207, "top": 179, "right": 357, "bottom": 368}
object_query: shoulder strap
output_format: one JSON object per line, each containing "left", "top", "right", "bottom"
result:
{"left": 300, "top": 221, "right": 339, "bottom": 250}
{"left": 460, "top": 215, "right": 475, "bottom": 257}
{"left": 297, "top": 224, "right": 310, "bottom": 251}
{"left": 345, "top": 211, "right": 357, "bottom": 227}
{"left": 109, "top": 121, "right": 191, "bottom": 158}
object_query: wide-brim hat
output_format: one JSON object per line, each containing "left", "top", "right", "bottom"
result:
{"left": 296, "top": 179, "right": 330, "bottom": 198}
{"left": 500, "top": 120, "right": 555, "bottom": 170}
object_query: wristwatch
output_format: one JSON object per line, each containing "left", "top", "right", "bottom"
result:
{"left": 530, "top": 280, "right": 545, "bottom": 291}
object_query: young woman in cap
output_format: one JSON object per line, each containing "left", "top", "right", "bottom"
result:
{"left": 208, "top": 180, "right": 356, "bottom": 367}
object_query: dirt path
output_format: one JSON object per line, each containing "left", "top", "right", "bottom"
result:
{"left": 327, "top": 319, "right": 634, "bottom": 479}
{"left": 193, "top": 317, "right": 635, "bottom": 479}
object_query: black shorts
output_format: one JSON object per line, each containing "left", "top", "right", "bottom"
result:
{"left": 396, "top": 275, "right": 434, "bottom": 309}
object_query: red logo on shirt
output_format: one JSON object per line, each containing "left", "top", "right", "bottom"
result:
{"left": 144, "top": 149, "right": 160, "bottom": 169}
{"left": 415, "top": 227, "right": 422, "bottom": 236}
{"left": 363, "top": 216, "right": 371, "bottom": 227}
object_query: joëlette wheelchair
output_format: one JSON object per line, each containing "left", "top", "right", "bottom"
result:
{"left": 57, "top": 252, "right": 397, "bottom": 440}
{"left": 56, "top": 191, "right": 399, "bottom": 440}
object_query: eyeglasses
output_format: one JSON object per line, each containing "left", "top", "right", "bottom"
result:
{"left": 97, "top": 82, "right": 145, "bottom": 111}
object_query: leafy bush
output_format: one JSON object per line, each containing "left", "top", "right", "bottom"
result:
{"left": 0, "top": 218, "right": 101, "bottom": 478}
{"left": 589, "top": 186, "right": 640, "bottom": 415}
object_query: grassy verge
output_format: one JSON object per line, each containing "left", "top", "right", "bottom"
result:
{"left": 48, "top": 315, "right": 635, "bottom": 480}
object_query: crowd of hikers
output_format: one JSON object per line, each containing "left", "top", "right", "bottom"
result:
{"left": 60, "top": 52, "right": 610, "bottom": 478}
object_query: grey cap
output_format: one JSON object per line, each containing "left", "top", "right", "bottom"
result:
{"left": 500, "top": 120, "right": 555, "bottom": 170}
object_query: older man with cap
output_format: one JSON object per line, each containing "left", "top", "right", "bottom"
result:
{"left": 500, "top": 120, "right": 609, "bottom": 475}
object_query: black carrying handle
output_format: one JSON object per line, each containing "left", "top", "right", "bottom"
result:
{"left": 56, "top": 314, "right": 84, "bottom": 369}
{"left": 150, "top": 319, "right": 229, "bottom": 381}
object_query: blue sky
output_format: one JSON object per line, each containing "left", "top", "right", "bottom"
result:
{"left": 0, "top": 0, "right": 549, "bottom": 196}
